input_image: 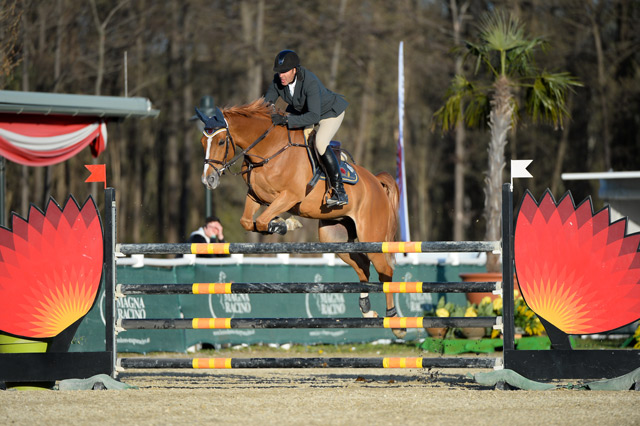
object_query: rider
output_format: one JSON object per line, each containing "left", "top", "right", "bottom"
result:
{"left": 264, "top": 50, "right": 349, "bottom": 207}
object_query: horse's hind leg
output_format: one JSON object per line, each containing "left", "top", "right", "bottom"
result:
{"left": 367, "top": 252, "right": 406, "bottom": 338}
{"left": 354, "top": 213, "right": 407, "bottom": 339}
{"left": 318, "top": 219, "right": 378, "bottom": 318}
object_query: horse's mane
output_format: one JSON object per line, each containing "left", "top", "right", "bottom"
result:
{"left": 222, "top": 98, "right": 271, "bottom": 119}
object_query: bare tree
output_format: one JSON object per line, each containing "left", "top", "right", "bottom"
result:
{"left": 0, "top": 0, "right": 22, "bottom": 87}
{"left": 241, "top": 0, "right": 264, "bottom": 101}
{"left": 328, "top": 0, "right": 347, "bottom": 89}
{"left": 89, "top": 0, "right": 127, "bottom": 96}
{"left": 450, "top": 0, "right": 470, "bottom": 241}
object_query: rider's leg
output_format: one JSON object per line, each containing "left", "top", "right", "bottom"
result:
{"left": 303, "top": 126, "right": 314, "bottom": 143}
{"left": 316, "top": 112, "right": 348, "bottom": 207}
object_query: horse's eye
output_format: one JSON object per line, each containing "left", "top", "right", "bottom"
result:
{"left": 218, "top": 139, "right": 225, "bottom": 146}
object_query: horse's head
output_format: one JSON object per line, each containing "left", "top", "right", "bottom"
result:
{"left": 195, "top": 106, "right": 234, "bottom": 190}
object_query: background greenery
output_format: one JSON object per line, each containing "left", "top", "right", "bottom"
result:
{"left": 1, "top": 0, "right": 638, "bottom": 245}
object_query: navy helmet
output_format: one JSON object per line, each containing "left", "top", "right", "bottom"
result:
{"left": 273, "top": 50, "right": 300, "bottom": 73}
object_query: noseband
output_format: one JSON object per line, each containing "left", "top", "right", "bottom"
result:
{"left": 203, "top": 126, "right": 235, "bottom": 177}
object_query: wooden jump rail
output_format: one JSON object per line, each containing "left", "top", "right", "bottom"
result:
{"left": 118, "top": 356, "right": 500, "bottom": 370}
{"left": 118, "top": 316, "right": 500, "bottom": 331}
{"left": 116, "top": 240, "right": 501, "bottom": 256}
{"left": 117, "top": 281, "right": 500, "bottom": 295}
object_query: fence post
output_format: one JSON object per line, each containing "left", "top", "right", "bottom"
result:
{"left": 502, "top": 183, "right": 515, "bottom": 351}
{"left": 104, "top": 188, "right": 117, "bottom": 377}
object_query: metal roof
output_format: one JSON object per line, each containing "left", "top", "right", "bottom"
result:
{"left": 562, "top": 171, "right": 640, "bottom": 180}
{"left": 0, "top": 90, "right": 159, "bottom": 119}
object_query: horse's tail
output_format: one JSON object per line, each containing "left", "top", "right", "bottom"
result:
{"left": 376, "top": 172, "right": 400, "bottom": 264}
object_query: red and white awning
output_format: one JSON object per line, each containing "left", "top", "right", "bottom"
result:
{"left": 0, "top": 114, "right": 107, "bottom": 166}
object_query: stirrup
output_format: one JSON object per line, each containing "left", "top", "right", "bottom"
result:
{"left": 326, "top": 189, "right": 348, "bottom": 207}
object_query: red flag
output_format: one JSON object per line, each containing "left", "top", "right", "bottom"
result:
{"left": 85, "top": 164, "right": 107, "bottom": 189}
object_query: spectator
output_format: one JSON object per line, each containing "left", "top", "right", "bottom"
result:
{"left": 187, "top": 216, "right": 228, "bottom": 258}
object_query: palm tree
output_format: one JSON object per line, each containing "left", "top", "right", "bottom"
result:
{"left": 433, "top": 10, "right": 581, "bottom": 272}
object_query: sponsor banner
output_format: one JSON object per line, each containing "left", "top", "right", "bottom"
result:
{"left": 71, "top": 263, "right": 483, "bottom": 353}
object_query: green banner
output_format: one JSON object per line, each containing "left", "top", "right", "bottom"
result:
{"left": 71, "top": 262, "right": 485, "bottom": 353}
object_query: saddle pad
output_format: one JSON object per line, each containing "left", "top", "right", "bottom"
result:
{"left": 318, "top": 160, "right": 359, "bottom": 185}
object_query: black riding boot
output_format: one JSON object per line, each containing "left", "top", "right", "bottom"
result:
{"left": 320, "top": 148, "right": 348, "bottom": 207}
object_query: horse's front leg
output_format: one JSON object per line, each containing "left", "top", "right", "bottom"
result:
{"left": 255, "top": 191, "right": 300, "bottom": 234}
{"left": 240, "top": 195, "right": 261, "bottom": 232}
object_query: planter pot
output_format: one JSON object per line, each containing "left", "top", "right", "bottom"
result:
{"left": 426, "top": 327, "right": 447, "bottom": 339}
{"left": 461, "top": 327, "right": 486, "bottom": 339}
{"left": 459, "top": 272, "right": 503, "bottom": 306}
{"left": 0, "top": 333, "right": 51, "bottom": 390}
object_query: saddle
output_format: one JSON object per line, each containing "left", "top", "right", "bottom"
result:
{"left": 305, "top": 131, "right": 358, "bottom": 194}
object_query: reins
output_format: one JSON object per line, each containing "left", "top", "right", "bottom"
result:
{"left": 241, "top": 126, "right": 305, "bottom": 173}
{"left": 203, "top": 114, "right": 306, "bottom": 178}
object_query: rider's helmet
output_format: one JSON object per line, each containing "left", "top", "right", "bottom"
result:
{"left": 273, "top": 50, "right": 300, "bottom": 73}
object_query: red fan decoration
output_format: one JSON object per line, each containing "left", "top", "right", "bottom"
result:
{"left": 0, "top": 197, "right": 103, "bottom": 338}
{"left": 515, "top": 190, "right": 640, "bottom": 334}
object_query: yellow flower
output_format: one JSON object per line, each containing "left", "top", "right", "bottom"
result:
{"left": 464, "top": 307, "right": 478, "bottom": 317}
{"left": 492, "top": 297, "right": 503, "bottom": 311}
{"left": 480, "top": 296, "right": 492, "bottom": 306}
{"left": 436, "top": 308, "right": 450, "bottom": 317}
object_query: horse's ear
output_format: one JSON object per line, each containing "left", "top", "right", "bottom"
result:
{"left": 214, "top": 107, "right": 225, "bottom": 125}
{"left": 195, "top": 107, "right": 209, "bottom": 123}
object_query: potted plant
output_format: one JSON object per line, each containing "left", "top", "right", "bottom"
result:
{"left": 460, "top": 303, "right": 485, "bottom": 339}
{"left": 423, "top": 296, "right": 455, "bottom": 339}
{"left": 433, "top": 10, "right": 581, "bottom": 275}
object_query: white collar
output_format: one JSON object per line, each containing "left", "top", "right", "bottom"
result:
{"left": 288, "top": 77, "right": 297, "bottom": 96}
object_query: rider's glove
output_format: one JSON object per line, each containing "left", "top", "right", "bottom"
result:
{"left": 271, "top": 113, "right": 288, "bottom": 126}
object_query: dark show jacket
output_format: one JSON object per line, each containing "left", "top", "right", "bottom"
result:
{"left": 264, "top": 66, "right": 348, "bottom": 129}
{"left": 186, "top": 231, "right": 229, "bottom": 258}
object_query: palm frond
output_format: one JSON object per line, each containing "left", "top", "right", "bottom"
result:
{"left": 464, "top": 92, "right": 490, "bottom": 129}
{"left": 506, "top": 37, "right": 546, "bottom": 76}
{"left": 432, "top": 75, "right": 484, "bottom": 132}
{"left": 465, "top": 41, "right": 498, "bottom": 77}
{"left": 478, "top": 10, "right": 526, "bottom": 52}
{"left": 526, "top": 72, "right": 583, "bottom": 129}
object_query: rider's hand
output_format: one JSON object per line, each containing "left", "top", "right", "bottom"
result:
{"left": 271, "top": 113, "right": 287, "bottom": 126}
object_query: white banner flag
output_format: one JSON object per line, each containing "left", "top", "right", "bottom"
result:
{"left": 511, "top": 159, "right": 533, "bottom": 187}
{"left": 396, "top": 41, "right": 410, "bottom": 242}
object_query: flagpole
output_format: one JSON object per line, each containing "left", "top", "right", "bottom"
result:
{"left": 396, "top": 41, "right": 410, "bottom": 242}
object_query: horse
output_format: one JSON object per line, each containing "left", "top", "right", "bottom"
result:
{"left": 196, "top": 99, "right": 405, "bottom": 338}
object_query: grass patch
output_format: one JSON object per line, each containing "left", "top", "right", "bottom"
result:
{"left": 119, "top": 335, "right": 635, "bottom": 359}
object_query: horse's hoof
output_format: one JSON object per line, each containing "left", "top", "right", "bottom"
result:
{"left": 362, "top": 310, "right": 378, "bottom": 318}
{"left": 285, "top": 217, "right": 303, "bottom": 231}
{"left": 359, "top": 296, "right": 371, "bottom": 314}
{"left": 391, "top": 328, "right": 407, "bottom": 339}
{"left": 267, "top": 219, "right": 287, "bottom": 235}
{"left": 385, "top": 306, "right": 406, "bottom": 339}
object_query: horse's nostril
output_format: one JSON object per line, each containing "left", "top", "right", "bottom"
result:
{"left": 204, "top": 173, "right": 220, "bottom": 190}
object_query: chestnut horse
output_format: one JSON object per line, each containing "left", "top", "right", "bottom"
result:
{"left": 197, "top": 99, "right": 404, "bottom": 338}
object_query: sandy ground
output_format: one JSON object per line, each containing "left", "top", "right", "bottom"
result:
{"left": 1, "top": 352, "right": 639, "bottom": 426}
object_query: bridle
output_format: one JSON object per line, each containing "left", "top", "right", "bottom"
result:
{"left": 202, "top": 124, "right": 236, "bottom": 177}
{"left": 202, "top": 113, "right": 303, "bottom": 178}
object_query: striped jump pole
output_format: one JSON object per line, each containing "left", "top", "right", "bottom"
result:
{"left": 118, "top": 356, "right": 500, "bottom": 370}
{"left": 116, "top": 240, "right": 501, "bottom": 256}
{"left": 118, "top": 316, "right": 499, "bottom": 330}
{"left": 117, "top": 281, "right": 500, "bottom": 295}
